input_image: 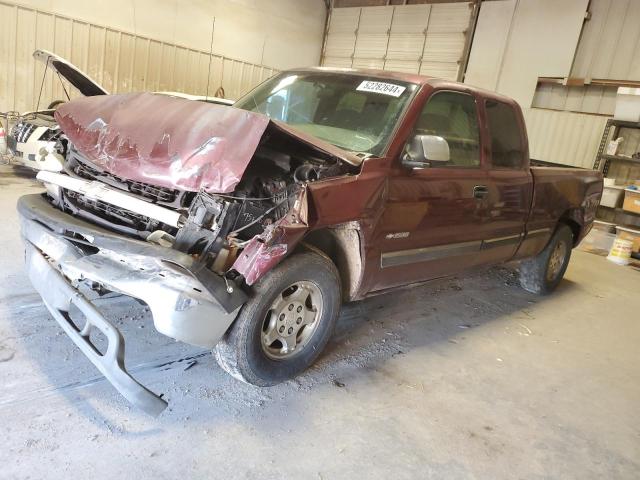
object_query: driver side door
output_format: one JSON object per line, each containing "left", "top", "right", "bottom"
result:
{"left": 370, "top": 89, "right": 493, "bottom": 291}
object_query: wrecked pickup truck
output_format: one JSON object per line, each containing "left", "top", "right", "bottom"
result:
{"left": 18, "top": 68, "right": 603, "bottom": 415}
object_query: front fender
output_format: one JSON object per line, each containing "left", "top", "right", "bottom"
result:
{"left": 231, "top": 188, "right": 309, "bottom": 285}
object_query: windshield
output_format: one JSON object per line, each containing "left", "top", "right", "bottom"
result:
{"left": 234, "top": 72, "right": 417, "bottom": 156}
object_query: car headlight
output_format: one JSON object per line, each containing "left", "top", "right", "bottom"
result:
{"left": 39, "top": 128, "right": 61, "bottom": 142}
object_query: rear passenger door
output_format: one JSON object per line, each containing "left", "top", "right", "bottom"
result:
{"left": 480, "top": 99, "right": 533, "bottom": 263}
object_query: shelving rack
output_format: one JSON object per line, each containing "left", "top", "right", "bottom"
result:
{"left": 593, "top": 119, "right": 640, "bottom": 174}
{"left": 593, "top": 118, "right": 640, "bottom": 229}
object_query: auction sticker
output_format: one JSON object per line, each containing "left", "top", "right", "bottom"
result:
{"left": 356, "top": 80, "right": 406, "bottom": 97}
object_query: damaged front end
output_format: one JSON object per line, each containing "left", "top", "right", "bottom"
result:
{"left": 19, "top": 92, "right": 358, "bottom": 414}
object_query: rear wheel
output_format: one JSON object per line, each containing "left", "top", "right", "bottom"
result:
{"left": 214, "top": 252, "right": 341, "bottom": 386}
{"left": 518, "top": 224, "right": 573, "bottom": 295}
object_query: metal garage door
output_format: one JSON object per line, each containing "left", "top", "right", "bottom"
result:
{"left": 322, "top": 3, "right": 473, "bottom": 81}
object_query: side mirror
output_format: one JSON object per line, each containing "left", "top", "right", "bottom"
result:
{"left": 402, "top": 134, "right": 450, "bottom": 169}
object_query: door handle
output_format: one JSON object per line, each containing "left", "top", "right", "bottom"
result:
{"left": 473, "top": 185, "right": 489, "bottom": 199}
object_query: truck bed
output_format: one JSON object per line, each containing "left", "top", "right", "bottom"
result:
{"left": 530, "top": 166, "right": 603, "bottom": 243}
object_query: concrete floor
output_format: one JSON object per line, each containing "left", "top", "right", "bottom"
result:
{"left": 1, "top": 164, "right": 639, "bottom": 479}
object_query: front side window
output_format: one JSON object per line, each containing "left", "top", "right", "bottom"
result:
{"left": 234, "top": 73, "right": 417, "bottom": 156}
{"left": 485, "top": 100, "right": 525, "bottom": 169}
{"left": 413, "top": 91, "right": 480, "bottom": 167}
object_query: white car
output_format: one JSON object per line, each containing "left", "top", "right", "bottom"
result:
{"left": 4, "top": 50, "right": 232, "bottom": 172}
{"left": 5, "top": 50, "right": 108, "bottom": 172}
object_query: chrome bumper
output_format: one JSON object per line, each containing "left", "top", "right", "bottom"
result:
{"left": 25, "top": 243, "right": 168, "bottom": 416}
{"left": 18, "top": 194, "right": 245, "bottom": 415}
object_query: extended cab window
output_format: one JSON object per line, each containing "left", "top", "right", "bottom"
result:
{"left": 414, "top": 91, "right": 480, "bottom": 167}
{"left": 485, "top": 100, "right": 525, "bottom": 169}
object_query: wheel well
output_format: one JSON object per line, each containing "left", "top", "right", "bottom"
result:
{"left": 296, "top": 226, "right": 363, "bottom": 301}
{"left": 559, "top": 217, "right": 581, "bottom": 246}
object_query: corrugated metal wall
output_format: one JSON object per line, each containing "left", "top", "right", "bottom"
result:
{"left": 531, "top": 0, "right": 640, "bottom": 117}
{"left": 522, "top": 108, "right": 609, "bottom": 168}
{"left": 0, "top": 1, "right": 278, "bottom": 113}
{"left": 571, "top": 0, "right": 640, "bottom": 81}
{"left": 322, "top": 2, "right": 472, "bottom": 80}
{"left": 514, "top": 0, "right": 640, "bottom": 167}
{"left": 532, "top": 84, "right": 617, "bottom": 115}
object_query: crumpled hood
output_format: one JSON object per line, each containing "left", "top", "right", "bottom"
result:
{"left": 55, "top": 92, "right": 361, "bottom": 194}
{"left": 55, "top": 92, "right": 270, "bottom": 193}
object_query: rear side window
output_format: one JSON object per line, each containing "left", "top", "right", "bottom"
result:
{"left": 485, "top": 100, "right": 525, "bottom": 169}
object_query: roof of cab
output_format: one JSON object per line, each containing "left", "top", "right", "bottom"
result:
{"left": 288, "top": 66, "right": 519, "bottom": 106}
{"left": 290, "top": 66, "right": 434, "bottom": 86}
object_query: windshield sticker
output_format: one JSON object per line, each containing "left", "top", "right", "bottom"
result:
{"left": 356, "top": 80, "right": 406, "bottom": 97}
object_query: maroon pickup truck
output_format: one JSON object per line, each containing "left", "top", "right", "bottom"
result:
{"left": 18, "top": 68, "right": 602, "bottom": 414}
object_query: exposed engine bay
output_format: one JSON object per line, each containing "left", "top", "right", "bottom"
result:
{"left": 43, "top": 130, "right": 356, "bottom": 285}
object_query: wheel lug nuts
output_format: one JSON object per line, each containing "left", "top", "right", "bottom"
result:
{"left": 288, "top": 327, "right": 293, "bottom": 334}
{"left": 288, "top": 304, "right": 294, "bottom": 311}
{"left": 296, "top": 306, "right": 302, "bottom": 313}
{"left": 279, "top": 326, "right": 284, "bottom": 333}
{"left": 279, "top": 314, "right": 285, "bottom": 321}
{"left": 296, "top": 317, "right": 302, "bottom": 324}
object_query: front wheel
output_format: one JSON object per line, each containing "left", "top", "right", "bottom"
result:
{"left": 214, "top": 251, "right": 341, "bottom": 386}
{"left": 518, "top": 224, "right": 573, "bottom": 295}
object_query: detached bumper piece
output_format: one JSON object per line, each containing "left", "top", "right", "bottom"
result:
{"left": 18, "top": 193, "right": 247, "bottom": 415}
{"left": 26, "top": 243, "right": 167, "bottom": 416}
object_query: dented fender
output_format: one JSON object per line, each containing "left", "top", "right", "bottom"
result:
{"left": 232, "top": 188, "right": 309, "bottom": 285}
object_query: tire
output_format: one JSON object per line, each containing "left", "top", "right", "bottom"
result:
{"left": 214, "top": 252, "right": 341, "bottom": 386}
{"left": 518, "top": 224, "right": 573, "bottom": 295}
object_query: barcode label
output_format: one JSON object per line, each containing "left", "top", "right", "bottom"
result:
{"left": 356, "top": 80, "right": 406, "bottom": 97}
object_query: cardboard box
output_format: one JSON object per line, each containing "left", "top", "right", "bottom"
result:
{"left": 592, "top": 220, "right": 616, "bottom": 233}
{"left": 602, "top": 185, "right": 625, "bottom": 208}
{"left": 616, "top": 226, "right": 640, "bottom": 254}
{"left": 579, "top": 228, "right": 616, "bottom": 255}
{"left": 614, "top": 87, "right": 640, "bottom": 123}
{"left": 622, "top": 189, "right": 640, "bottom": 214}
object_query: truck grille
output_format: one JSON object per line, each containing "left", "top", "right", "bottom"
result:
{"left": 72, "top": 154, "right": 179, "bottom": 204}
{"left": 63, "top": 188, "right": 162, "bottom": 235}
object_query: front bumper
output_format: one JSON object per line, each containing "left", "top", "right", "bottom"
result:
{"left": 18, "top": 194, "right": 245, "bottom": 414}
